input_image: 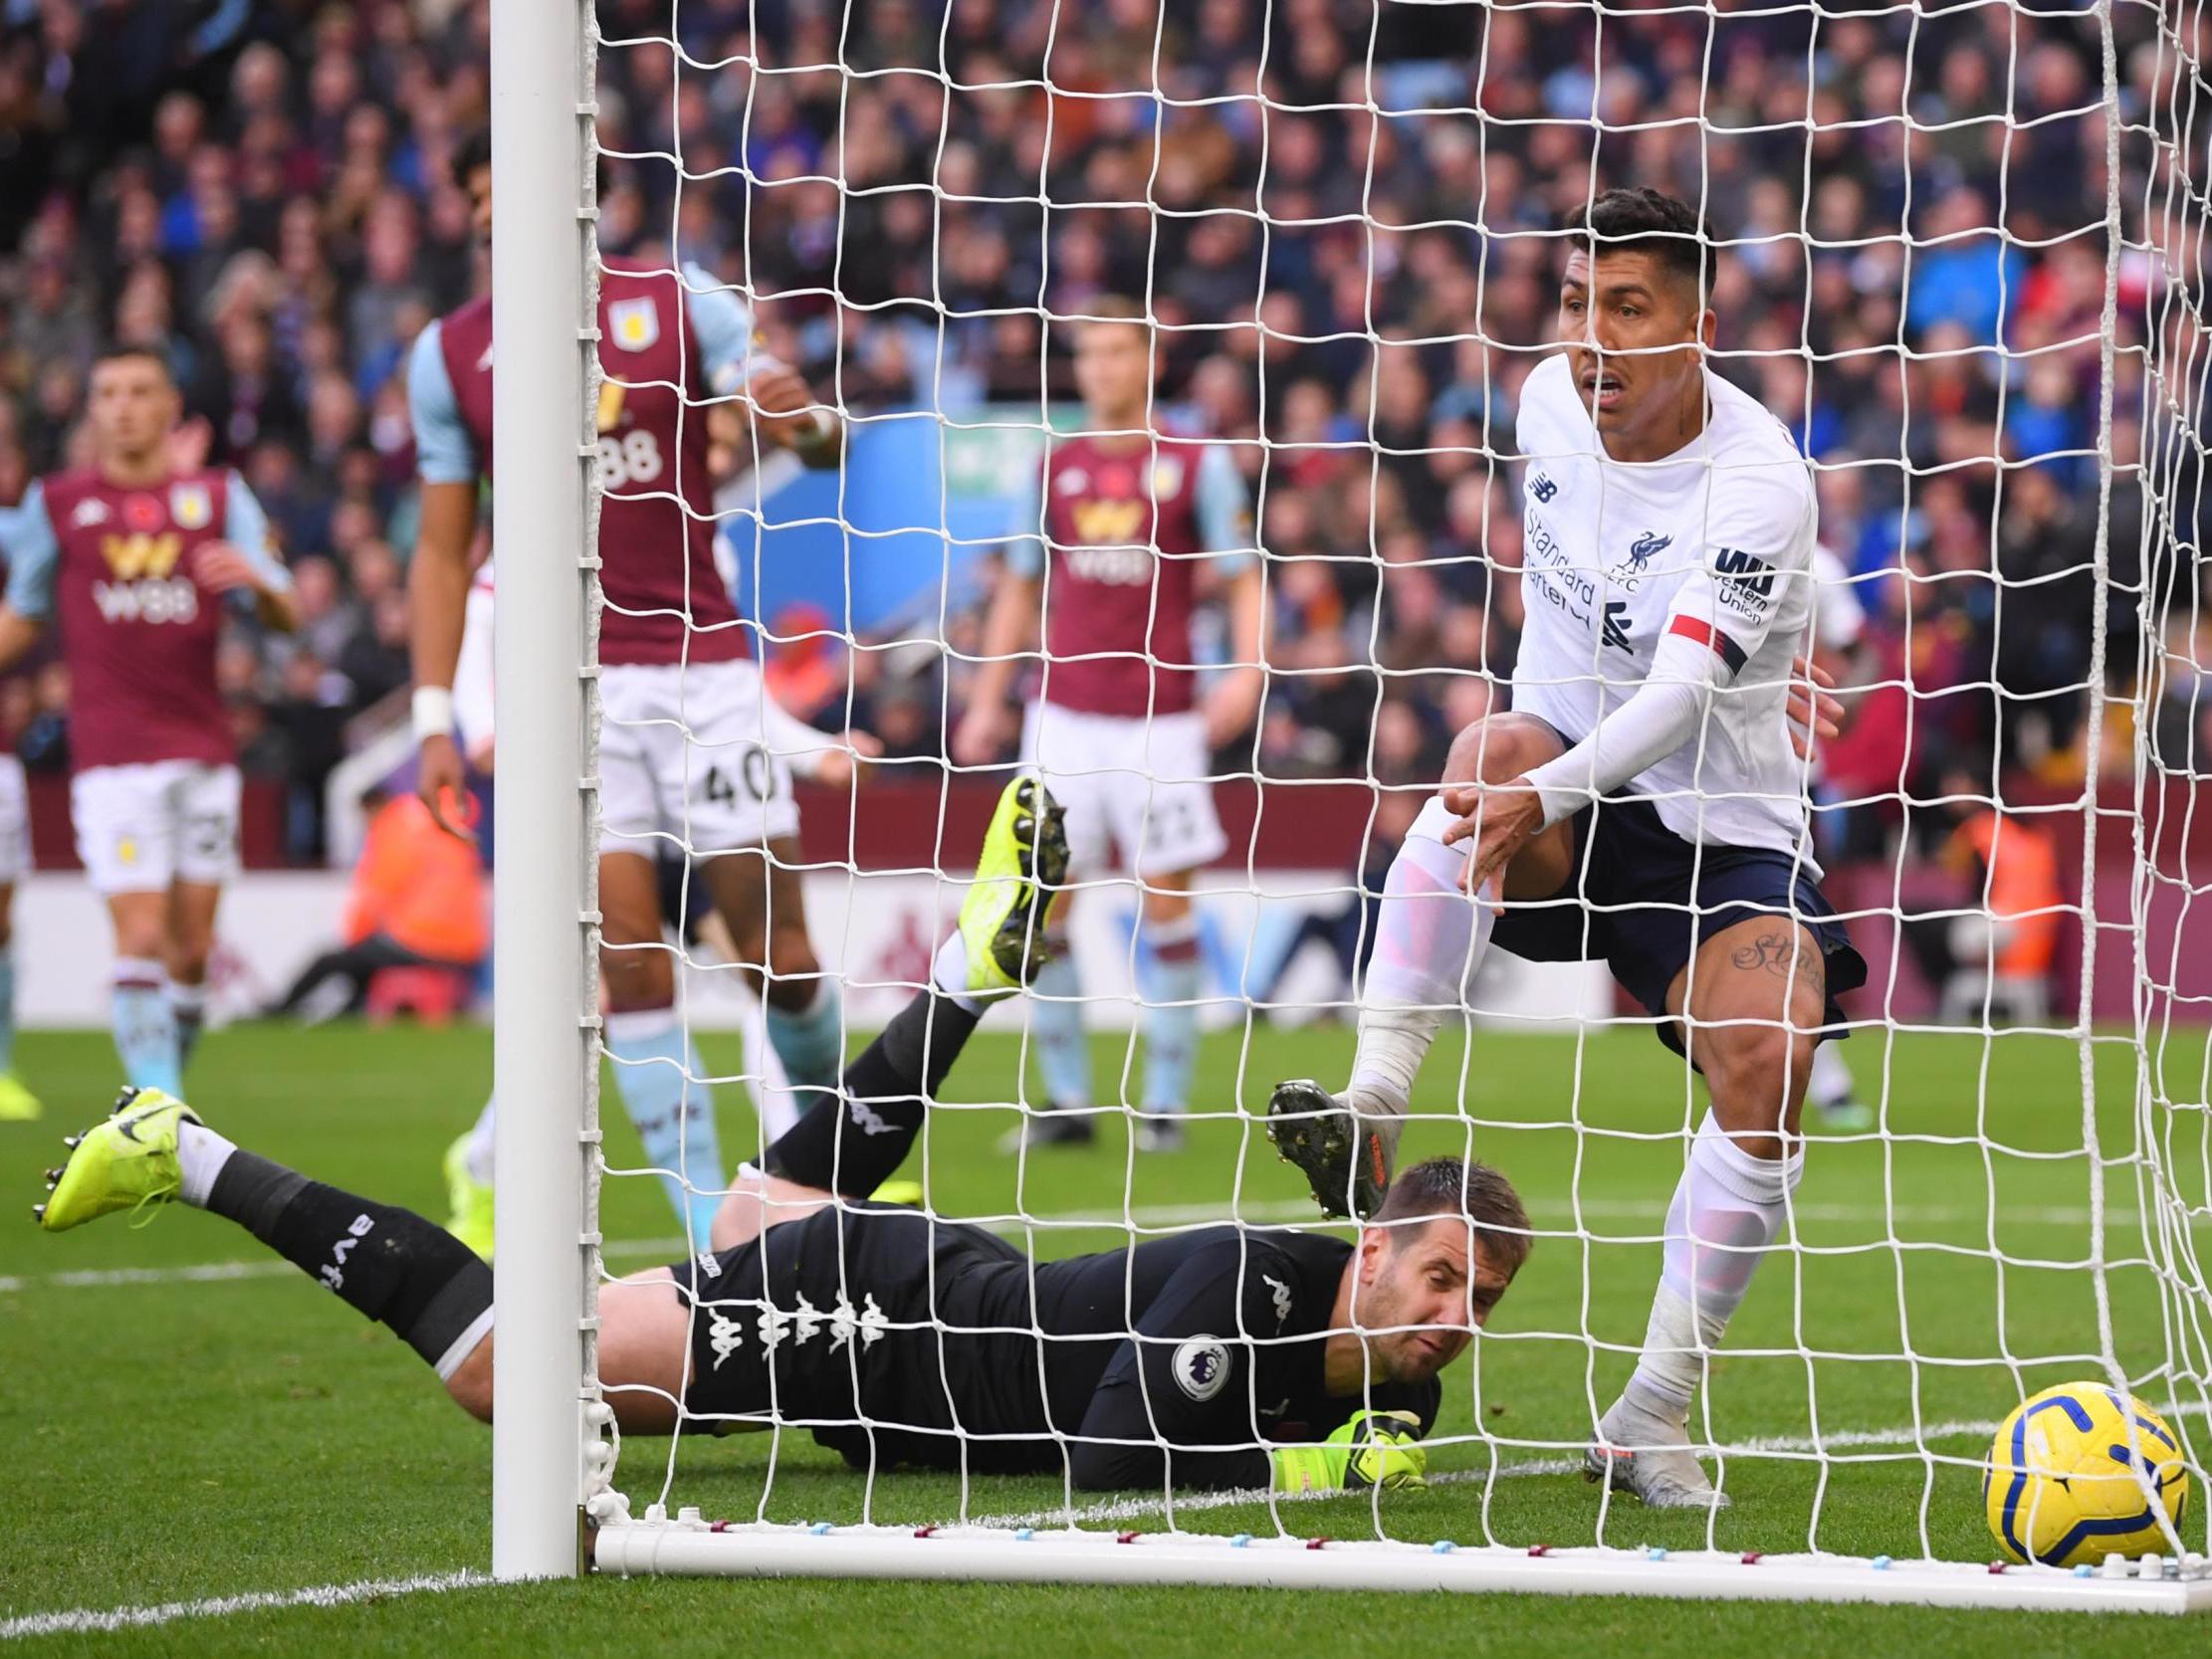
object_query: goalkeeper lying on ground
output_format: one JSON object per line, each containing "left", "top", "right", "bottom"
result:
{"left": 35, "top": 776, "right": 1529, "bottom": 1495}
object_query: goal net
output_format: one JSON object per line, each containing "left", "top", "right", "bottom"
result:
{"left": 492, "top": 0, "right": 2212, "bottom": 1610}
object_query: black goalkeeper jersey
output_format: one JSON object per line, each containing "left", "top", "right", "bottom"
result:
{"left": 671, "top": 1204, "right": 1441, "bottom": 1489}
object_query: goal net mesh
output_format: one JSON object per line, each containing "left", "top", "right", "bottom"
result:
{"left": 570, "top": 0, "right": 2212, "bottom": 1589}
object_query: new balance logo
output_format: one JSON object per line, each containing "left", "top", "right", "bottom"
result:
{"left": 1528, "top": 472, "right": 1559, "bottom": 504}
{"left": 1712, "top": 547, "right": 1775, "bottom": 598}
{"left": 1601, "top": 600, "right": 1633, "bottom": 652}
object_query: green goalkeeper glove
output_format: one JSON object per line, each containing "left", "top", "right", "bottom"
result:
{"left": 1271, "top": 1409, "right": 1429, "bottom": 1494}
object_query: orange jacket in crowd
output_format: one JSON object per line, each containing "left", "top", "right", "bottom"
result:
{"left": 344, "top": 795, "right": 490, "bottom": 965}
{"left": 1948, "top": 808, "right": 2064, "bottom": 979}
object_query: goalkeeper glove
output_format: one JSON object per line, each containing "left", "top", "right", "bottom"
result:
{"left": 1271, "top": 1409, "right": 1429, "bottom": 1494}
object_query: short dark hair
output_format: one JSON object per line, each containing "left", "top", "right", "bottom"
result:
{"left": 92, "top": 343, "right": 172, "bottom": 380}
{"left": 1566, "top": 187, "right": 1712, "bottom": 301}
{"left": 452, "top": 128, "right": 491, "bottom": 191}
{"left": 1371, "top": 1156, "right": 1533, "bottom": 1280}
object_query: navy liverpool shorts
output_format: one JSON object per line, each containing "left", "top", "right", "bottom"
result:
{"left": 1487, "top": 788, "right": 1866, "bottom": 1057}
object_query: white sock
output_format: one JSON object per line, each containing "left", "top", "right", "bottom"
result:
{"left": 464, "top": 1093, "right": 497, "bottom": 1187}
{"left": 1351, "top": 796, "right": 1497, "bottom": 1158}
{"left": 1807, "top": 1041, "right": 1856, "bottom": 1111}
{"left": 1624, "top": 1113, "right": 1804, "bottom": 1426}
{"left": 931, "top": 933, "right": 989, "bottom": 1015}
{"left": 176, "top": 1120, "right": 238, "bottom": 1208}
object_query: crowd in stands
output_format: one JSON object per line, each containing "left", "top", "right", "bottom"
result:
{"left": 0, "top": 0, "right": 2198, "bottom": 883}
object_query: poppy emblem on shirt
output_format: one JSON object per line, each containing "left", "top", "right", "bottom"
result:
{"left": 609, "top": 298, "right": 660, "bottom": 352}
{"left": 121, "top": 494, "right": 163, "bottom": 532}
{"left": 1174, "top": 1338, "right": 1231, "bottom": 1402}
{"left": 169, "top": 483, "right": 212, "bottom": 530}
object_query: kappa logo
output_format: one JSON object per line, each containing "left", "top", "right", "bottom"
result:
{"left": 321, "top": 1213, "right": 374, "bottom": 1291}
{"left": 1262, "top": 1273, "right": 1293, "bottom": 1333}
{"left": 1173, "top": 1337, "right": 1231, "bottom": 1402}
{"left": 846, "top": 1095, "right": 897, "bottom": 1137}
{"left": 709, "top": 1292, "right": 886, "bottom": 1368}
{"left": 1627, "top": 530, "right": 1671, "bottom": 569}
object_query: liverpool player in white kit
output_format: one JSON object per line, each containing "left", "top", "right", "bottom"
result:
{"left": 0, "top": 347, "right": 296, "bottom": 1099}
{"left": 409, "top": 137, "right": 845, "bottom": 1247}
{"left": 954, "top": 299, "right": 1262, "bottom": 1152}
{"left": 1269, "top": 189, "right": 1866, "bottom": 1509}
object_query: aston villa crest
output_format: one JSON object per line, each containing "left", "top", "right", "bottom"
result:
{"left": 608, "top": 297, "right": 661, "bottom": 352}
{"left": 169, "top": 482, "right": 213, "bottom": 530}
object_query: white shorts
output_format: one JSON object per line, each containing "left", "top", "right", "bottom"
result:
{"left": 0, "top": 756, "right": 29, "bottom": 885}
{"left": 71, "top": 761, "right": 242, "bottom": 895}
{"left": 599, "top": 658, "right": 800, "bottom": 859}
{"left": 1022, "top": 703, "right": 1227, "bottom": 880}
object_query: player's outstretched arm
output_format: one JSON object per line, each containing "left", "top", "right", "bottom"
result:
{"left": 1066, "top": 1239, "right": 1429, "bottom": 1494}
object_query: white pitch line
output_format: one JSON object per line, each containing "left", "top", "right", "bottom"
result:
{"left": 0, "top": 1193, "right": 2165, "bottom": 1295}
{"left": 0, "top": 1568, "right": 488, "bottom": 1642}
{"left": 0, "top": 1259, "right": 294, "bottom": 1294}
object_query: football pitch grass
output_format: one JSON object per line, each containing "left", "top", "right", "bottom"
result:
{"left": 6, "top": 1016, "right": 2207, "bottom": 1654}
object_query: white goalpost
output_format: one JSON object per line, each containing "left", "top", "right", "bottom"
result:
{"left": 489, "top": 0, "right": 2212, "bottom": 1612}
{"left": 489, "top": 0, "right": 599, "bottom": 1583}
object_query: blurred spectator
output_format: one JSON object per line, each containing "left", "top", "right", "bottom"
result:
{"left": 0, "top": 0, "right": 2188, "bottom": 881}
{"left": 268, "top": 787, "right": 489, "bottom": 1022}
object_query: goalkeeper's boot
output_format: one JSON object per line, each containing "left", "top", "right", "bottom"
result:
{"left": 1584, "top": 1396, "right": 1732, "bottom": 1510}
{"left": 35, "top": 1087, "right": 199, "bottom": 1233}
{"left": 1266, "top": 1079, "right": 1392, "bottom": 1220}
{"left": 954, "top": 773, "right": 1069, "bottom": 997}
{"left": 0, "top": 1072, "right": 42, "bottom": 1121}
{"left": 442, "top": 1133, "right": 496, "bottom": 1262}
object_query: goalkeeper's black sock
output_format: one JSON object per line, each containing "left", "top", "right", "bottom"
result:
{"left": 762, "top": 986, "right": 980, "bottom": 1197}
{"left": 205, "top": 1149, "right": 494, "bottom": 1377}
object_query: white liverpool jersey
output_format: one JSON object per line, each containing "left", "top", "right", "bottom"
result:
{"left": 1509, "top": 353, "right": 1820, "bottom": 865}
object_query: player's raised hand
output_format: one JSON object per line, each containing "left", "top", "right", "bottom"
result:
{"left": 746, "top": 363, "right": 836, "bottom": 454}
{"left": 951, "top": 701, "right": 1014, "bottom": 769}
{"left": 1786, "top": 653, "right": 1845, "bottom": 760}
{"left": 1439, "top": 775, "right": 1544, "bottom": 896}
{"left": 417, "top": 733, "right": 477, "bottom": 843}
